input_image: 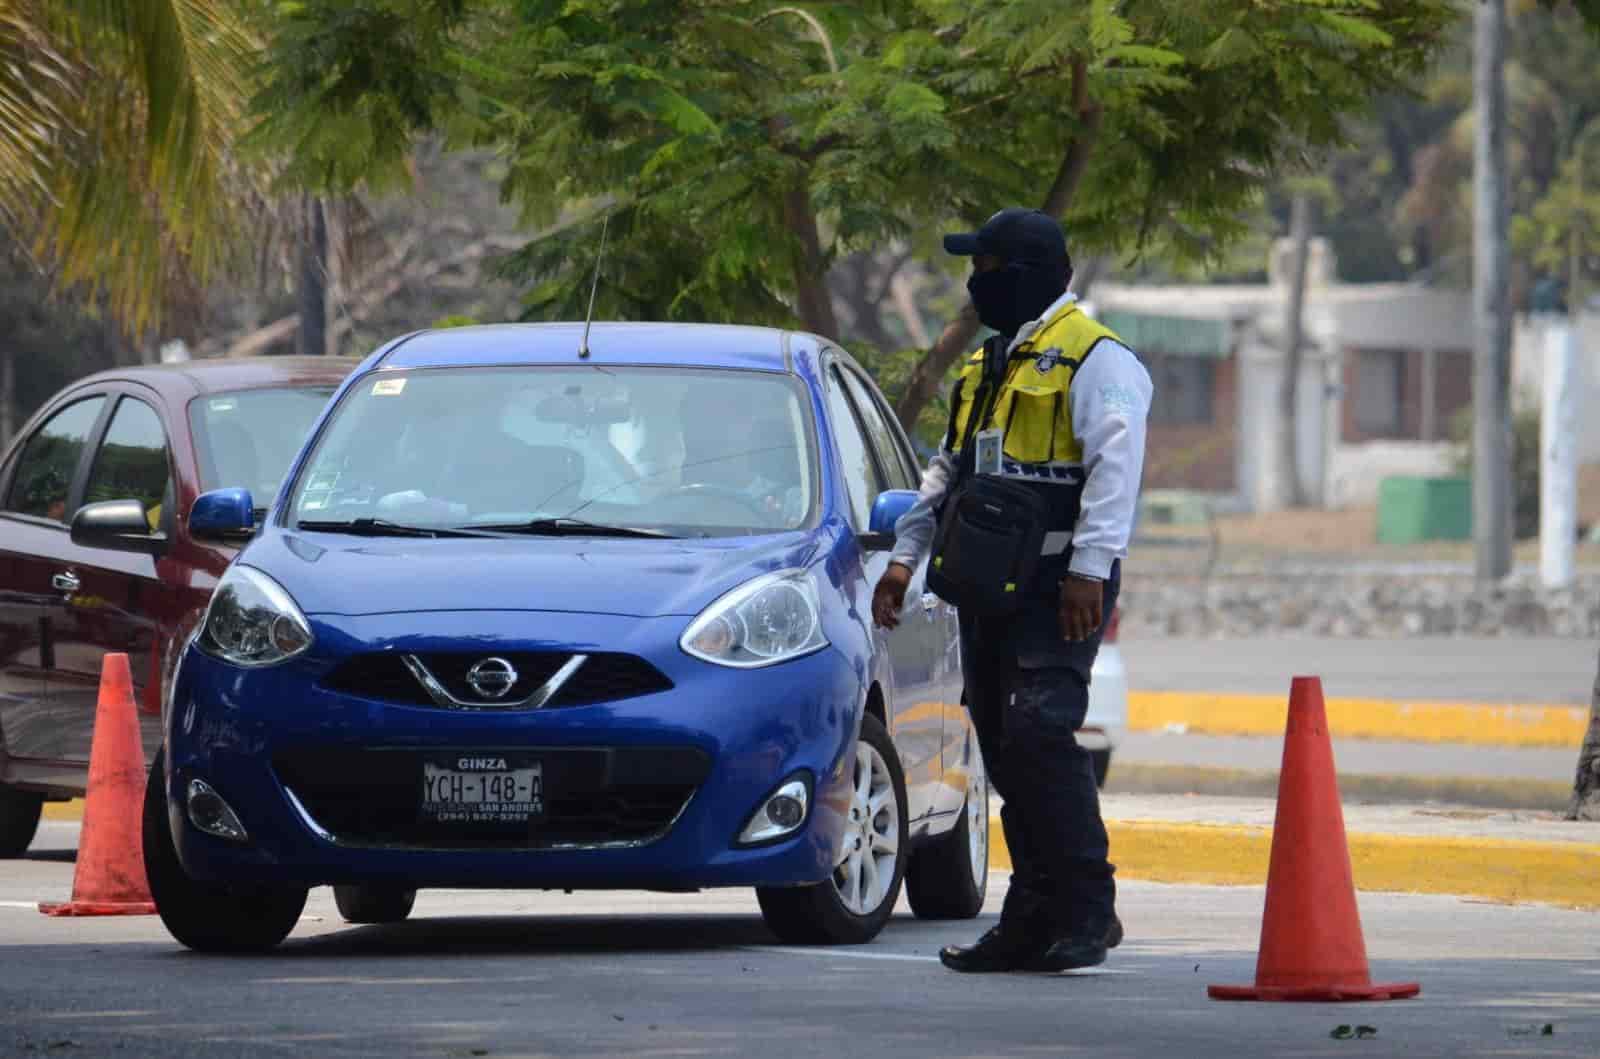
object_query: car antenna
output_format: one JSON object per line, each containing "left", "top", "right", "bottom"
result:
{"left": 578, "top": 211, "right": 610, "bottom": 360}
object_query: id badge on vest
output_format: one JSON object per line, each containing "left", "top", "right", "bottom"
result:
{"left": 974, "top": 428, "right": 1003, "bottom": 476}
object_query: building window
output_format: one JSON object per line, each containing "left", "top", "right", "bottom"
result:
{"left": 1353, "top": 349, "right": 1406, "bottom": 437}
{"left": 1146, "top": 353, "right": 1216, "bottom": 426}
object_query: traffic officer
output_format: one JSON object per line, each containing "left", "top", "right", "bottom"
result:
{"left": 871, "top": 207, "right": 1152, "bottom": 973}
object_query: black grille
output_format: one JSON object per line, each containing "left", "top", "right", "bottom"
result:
{"left": 321, "top": 652, "right": 672, "bottom": 708}
{"left": 275, "top": 746, "right": 708, "bottom": 849}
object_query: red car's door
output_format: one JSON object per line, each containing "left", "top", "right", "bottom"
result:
{"left": 0, "top": 394, "right": 111, "bottom": 765}
{"left": 51, "top": 393, "right": 178, "bottom": 764}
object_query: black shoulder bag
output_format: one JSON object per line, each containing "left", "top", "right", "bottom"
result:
{"left": 924, "top": 337, "right": 1054, "bottom": 617}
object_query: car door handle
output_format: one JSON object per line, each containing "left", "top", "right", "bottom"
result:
{"left": 52, "top": 571, "right": 81, "bottom": 595}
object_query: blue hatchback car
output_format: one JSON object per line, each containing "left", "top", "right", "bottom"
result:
{"left": 145, "top": 323, "right": 991, "bottom": 952}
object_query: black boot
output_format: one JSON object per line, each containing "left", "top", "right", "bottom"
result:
{"left": 1027, "top": 914, "right": 1124, "bottom": 973}
{"left": 938, "top": 921, "right": 1051, "bottom": 973}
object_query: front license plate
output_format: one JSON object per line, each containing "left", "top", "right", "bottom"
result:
{"left": 420, "top": 757, "right": 543, "bottom": 825}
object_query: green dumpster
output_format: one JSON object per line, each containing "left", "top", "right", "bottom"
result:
{"left": 1376, "top": 476, "right": 1472, "bottom": 544}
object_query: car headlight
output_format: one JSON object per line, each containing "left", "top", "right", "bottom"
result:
{"left": 197, "top": 565, "right": 313, "bottom": 668}
{"left": 681, "top": 569, "right": 828, "bottom": 668}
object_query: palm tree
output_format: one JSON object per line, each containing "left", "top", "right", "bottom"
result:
{"left": 0, "top": 0, "right": 259, "bottom": 340}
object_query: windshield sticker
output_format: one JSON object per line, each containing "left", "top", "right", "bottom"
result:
{"left": 208, "top": 397, "right": 237, "bottom": 413}
{"left": 372, "top": 377, "right": 407, "bottom": 396}
{"left": 306, "top": 471, "right": 340, "bottom": 492}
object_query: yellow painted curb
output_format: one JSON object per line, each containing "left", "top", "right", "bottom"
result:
{"left": 1129, "top": 690, "right": 1589, "bottom": 749}
{"left": 42, "top": 800, "right": 84, "bottom": 821}
{"left": 989, "top": 814, "right": 1600, "bottom": 909}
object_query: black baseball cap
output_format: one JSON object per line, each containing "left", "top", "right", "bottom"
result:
{"left": 943, "top": 207, "right": 1070, "bottom": 270}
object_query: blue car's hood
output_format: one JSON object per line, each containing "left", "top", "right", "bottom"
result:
{"left": 244, "top": 530, "right": 822, "bottom": 618}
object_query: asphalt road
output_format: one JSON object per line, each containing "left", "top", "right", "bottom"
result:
{"left": 2, "top": 822, "right": 1596, "bottom": 1058}
{"left": 1118, "top": 637, "right": 1595, "bottom": 705}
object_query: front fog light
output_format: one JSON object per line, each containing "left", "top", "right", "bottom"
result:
{"left": 187, "top": 779, "right": 248, "bottom": 842}
{"left": 738, "top": 777, "right": 810, "bottom": 845}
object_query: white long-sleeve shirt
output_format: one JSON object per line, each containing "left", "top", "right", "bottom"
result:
{"left": 889, "top": 292, "right": 1154, "bottom": 581}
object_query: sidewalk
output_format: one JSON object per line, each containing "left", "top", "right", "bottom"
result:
{"left": 988, "top": 793, "right": 1600, "bottom": 910}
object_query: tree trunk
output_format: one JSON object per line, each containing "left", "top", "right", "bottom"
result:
{"left": 0, "top": 348, "right": 14, "bottom": 447}
{"left": 1473, "top": 0, "right": 1514, "bottom": 582}
{"left": 1070, "top": 254, "right": 1107, "bottom": 302}
{"left": 297, "top": 195, "right": 329, "bottom": 357}
{"left": 1278, "top": 193, "right": 1313, "bottom": 509}
{"left": 1567, "top": 643, "right": 1600, "bottom": 820}
{"left": 892, "top": 60, "right": 1103, "bottom": 433}
{"left": 782, "top": 184, "right": 840, "bottom": 342}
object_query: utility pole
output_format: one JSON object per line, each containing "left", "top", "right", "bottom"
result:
{"left": 1279, "top": 192, "right": 1314, "bottom": 509}
{"left": 296, "top": 195, "right": 328, "bottom": 357}
{"left": 1473, "top": 0, "right": 1514, "bottom": 583}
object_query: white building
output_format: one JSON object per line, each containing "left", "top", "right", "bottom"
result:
{"left": 1086, "top": 241, "right": 1593, "bottom": 513}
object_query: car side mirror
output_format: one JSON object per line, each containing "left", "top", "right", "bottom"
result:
{"left": 190, "top": 488, "right": 255, "bottom": 540}
{"left": 70, "top": 500, "right": 167, "bottom": 556}
{"left": 860, "top": 489, "right": 919, "bottom": 552}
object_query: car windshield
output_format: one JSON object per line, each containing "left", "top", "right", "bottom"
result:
{"left": 287, "top": 365, "right": 817, "bottom": 538}
{"left": 188, "top": 386, "right": 339, "bottom": 510}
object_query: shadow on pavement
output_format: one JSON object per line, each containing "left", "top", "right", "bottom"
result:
{"left": 255, "top": 912, "right": 783, "bottom": 959}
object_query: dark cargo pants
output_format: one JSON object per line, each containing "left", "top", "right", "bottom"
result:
{"left": 959, "top": 559, "right": 1120, "bottom": 933}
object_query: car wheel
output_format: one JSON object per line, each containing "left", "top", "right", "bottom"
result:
{"left": 143, "top": 750, "right": 307, "bottom": 953}
{"left": 333, "top": 885, "right": 417, "bottom": 924}
{"left": 1090, "top": 749, "right": 1110, "bottom": 789}
{"left": 0, "top": 786, "right": 43, "bottom": 858}
{"left": 756, "top": 713, "right": 908, "bottom": 945}
{"left": 904, "top": 754, "right": 988, "bottom": 920}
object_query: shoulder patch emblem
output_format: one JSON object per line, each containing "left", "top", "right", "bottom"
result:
{"left": 1033, "top": 347, "right": 1075, "bottom": 375}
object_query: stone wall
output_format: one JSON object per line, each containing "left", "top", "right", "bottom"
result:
{"left": 1119, "top": 570, "right": 1600, "bottom": 638}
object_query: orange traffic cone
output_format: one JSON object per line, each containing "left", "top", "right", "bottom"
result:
{"left": 1208, "top": 676, "right": 1418, "bottom": 1002}
{"left": 39, "top": 653, "right": 157, "bottom": 916}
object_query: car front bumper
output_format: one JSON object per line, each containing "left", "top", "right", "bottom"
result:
{"left": 164, "top": 610, "right": 865, "bottom": 891}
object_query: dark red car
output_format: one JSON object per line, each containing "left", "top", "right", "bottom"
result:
{"left": 0, "top": 356, "right": 360, "bottom": 855}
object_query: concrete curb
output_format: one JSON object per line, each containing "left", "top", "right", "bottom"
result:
{"left": 1130, "top": 690, "right": 1588, "bottom": 748}
{"left": 988, "top": 813, "right": 1600, "bottom": 910}
{"left": 1103, "top": 763, "right": 1573, "bottom": 813}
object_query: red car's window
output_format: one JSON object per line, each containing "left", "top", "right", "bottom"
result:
{"left": 4, "top": 396, "right": 107, "bottom": 522}
{"left": 84, "top": 397, "right": 171, "bottom": 530}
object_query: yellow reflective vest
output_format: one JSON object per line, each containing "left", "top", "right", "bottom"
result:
{"left": 944, "top": 301, "right": 1125, "bottom": 477}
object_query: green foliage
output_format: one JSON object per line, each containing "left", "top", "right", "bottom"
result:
{"left": 250, "top": 0, "right": 1454, "bottom": 348}
{"left": 0, "top": 1, "right": 262, "bottom": 338}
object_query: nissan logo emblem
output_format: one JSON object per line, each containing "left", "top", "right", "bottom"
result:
{"left": 465, "top": 657, "right": 519, "bottom": 700}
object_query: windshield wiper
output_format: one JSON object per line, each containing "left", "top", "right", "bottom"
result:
{"left": 296, "top": 518, "right": 489, "bottom": 539}
{"left": 470, "top": 517, "right": 678, "bottom": 540}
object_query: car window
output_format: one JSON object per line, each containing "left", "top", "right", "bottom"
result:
{"left": 3, "top": 396, "right": 107, "bottom": 522}
{"left": 823, "top": 367, "right": 885, "bottom": 530}
{"left": 289, "top": 366, "right": 818, "bottom": 538}
{"left": 84, "top": 398, "right": 171, "bottom": 530}
{"left": 189, "top": 386, "right": 338, "bottom": 510}
{"left": 837, "top": 367, "right": 917, "bottom": 492}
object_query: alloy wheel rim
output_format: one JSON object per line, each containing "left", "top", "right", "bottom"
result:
{"left": 967, "top": 760, "right": 988, "bottom": 885}
{"left": 833, "top": 739, "right": 900, "bottom": 916}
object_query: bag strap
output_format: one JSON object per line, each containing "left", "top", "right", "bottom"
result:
{"left": 951, "top": 335, "right": 1010, "bottom": 484}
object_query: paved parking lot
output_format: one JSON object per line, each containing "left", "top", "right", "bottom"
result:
{"left": 3, "top": 822, "right": 1597, "bottom": 1058}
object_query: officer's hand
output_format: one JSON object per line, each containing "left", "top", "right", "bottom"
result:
{"left": 1058, "top": 575, "right": 1103, "bottom": 642}
{"left": 872, "top": 563, "right": 912, "bottom": 630}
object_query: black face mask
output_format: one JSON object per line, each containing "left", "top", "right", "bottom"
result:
{"left": 967, "top": 262, "right": 1067, "bottom": 339}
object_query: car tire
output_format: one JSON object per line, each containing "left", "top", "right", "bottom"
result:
{"left": 143, "top": 750, "right": 307, "bottom": 953}
{"left": 1091, "top": 749, "right": 1110, "bottom": 789}
{"left": 0, "top": 786, "right": 43, "bottom": 858}
{"left": 333, "top": 885, "right": 417, "bottom": 924}
{"left": 756, "top": 713, "right": 908, "bottom": 945}
{"left": 904, "top": 757, "right": 988, "bottom": 921}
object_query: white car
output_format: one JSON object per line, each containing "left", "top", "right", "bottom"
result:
{"left": 1082, "top": 606, "right": 1128, "bottom": 788}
